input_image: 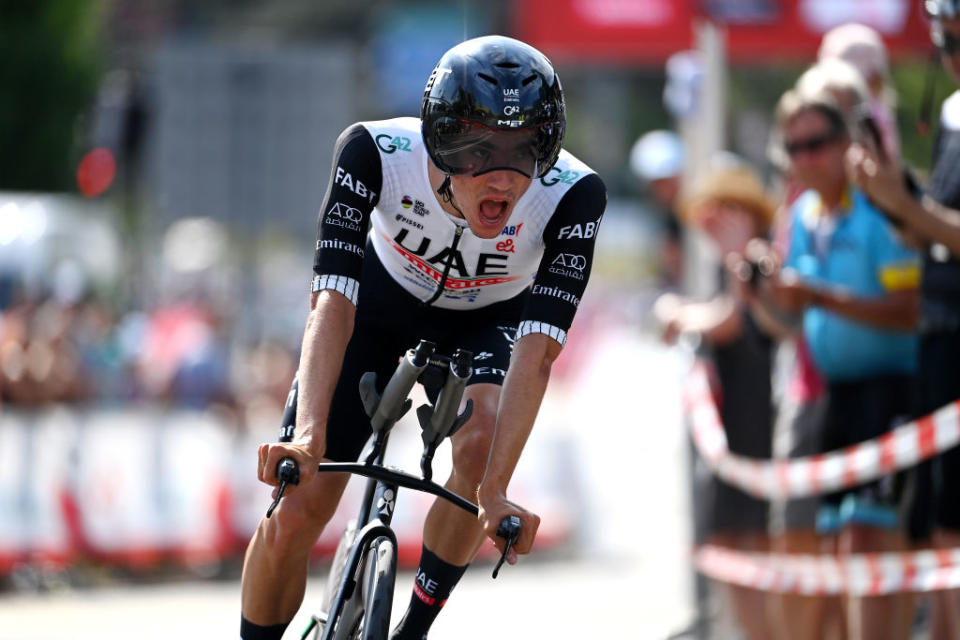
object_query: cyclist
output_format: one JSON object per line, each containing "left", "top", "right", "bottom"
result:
{"left": 240, "top": 35, "right": 606, "bottom": 640}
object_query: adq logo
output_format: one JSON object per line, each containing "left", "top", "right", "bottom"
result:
{"left": 551, "top": 253, "right": 587, "bottom": 272}
{"left": 327, "top": 202, "right": 362, "bottom": 224}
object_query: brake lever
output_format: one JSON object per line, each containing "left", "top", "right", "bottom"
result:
{"left": 491, "top": 515, "right": 522, "bottom": 579}
{"left": 266, "top": 457, "right": 300, "bottom": 519}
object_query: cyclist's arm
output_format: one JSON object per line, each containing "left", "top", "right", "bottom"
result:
{"left": 294, "top": 290, "right": 356, "bottom": 461}
{"left": 259, "top": 123, "right": 382, "bottom": 488}
{"left": 478, "top": 332, "right": 559, "bottom": 558}
{"left": 479, "top": 173, "right": 606, "bottom": 555}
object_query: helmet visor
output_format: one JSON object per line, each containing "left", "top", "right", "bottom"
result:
{"left": 430, "top": 118, "right": 543, "bottom": 178}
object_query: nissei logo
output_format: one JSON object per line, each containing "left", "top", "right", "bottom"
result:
{"left": 395, "top": 213, "right": 423, "bottom": 230}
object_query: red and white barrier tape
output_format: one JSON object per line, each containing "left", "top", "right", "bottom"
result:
{"left": 696, "top": 544, "right": 960, "bottom": 596}
{"left": 684, "top": 362, "right": 960, "bottom": 499}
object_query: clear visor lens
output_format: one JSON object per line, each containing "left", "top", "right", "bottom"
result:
{"left": 433, "top": 119, "right": 540, "bottom": 177}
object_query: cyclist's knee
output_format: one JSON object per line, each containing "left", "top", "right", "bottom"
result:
{"left": 262, "top": 475, "right": 347, "bottom": 554}
{"left": 451, "top": 409, "right": 495, "bottom": 487}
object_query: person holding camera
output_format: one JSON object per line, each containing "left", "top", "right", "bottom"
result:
{"left": 847, "top": 2, "right": 960, "bottom": 637}
{"left": 654, "top": 155, "right": 777, "bottom": 640}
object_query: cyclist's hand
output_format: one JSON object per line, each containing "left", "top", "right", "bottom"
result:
{"left": 257, "top": 442, "right": 318, "bottom": 494}
{"left": 477, "top": 491, "right": 540, "bottom": 565}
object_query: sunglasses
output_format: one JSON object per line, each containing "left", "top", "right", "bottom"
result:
{"left": 784, "top": 132, "right": 841, "bottom": 157}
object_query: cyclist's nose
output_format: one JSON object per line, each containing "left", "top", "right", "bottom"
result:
{"left": 482, "top": 169, "right": 524, "bottom": 192}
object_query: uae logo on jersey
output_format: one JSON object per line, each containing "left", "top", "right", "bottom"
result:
{"left": 385, "top": 229, "right": 522, "bottom": 290}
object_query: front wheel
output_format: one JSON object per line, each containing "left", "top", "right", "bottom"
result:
{"left": 313, "top": 521, "right": 362, "bottom": 640}
{"left": 359, "top": 536, "right": 397, "bottom": 640}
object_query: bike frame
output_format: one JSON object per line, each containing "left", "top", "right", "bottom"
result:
{"left": 304, "top": 431, "right": 480, "bottom": 640}
{"left": 298, "top": 344, "right": 480, "bottom": 640}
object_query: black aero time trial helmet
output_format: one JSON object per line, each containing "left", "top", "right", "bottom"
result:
{"left": 421, "top": 35, "right": 565, "bottom": 179}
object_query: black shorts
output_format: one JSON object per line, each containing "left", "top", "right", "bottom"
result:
{"left": 821, "top": 375, "right": 913, "bottom": 510}
{"left": 323, "top": 245, "right": 527, "bottom": 462}
{"left": 917, "top": 330, "right": 960, "bottom": 531}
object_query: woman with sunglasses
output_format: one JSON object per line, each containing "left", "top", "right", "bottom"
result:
{"left": 848, "top": 2, "right": 960, "bottom": 637}
{"left": 756, "top": 90, "right": 921, "bottom": 640}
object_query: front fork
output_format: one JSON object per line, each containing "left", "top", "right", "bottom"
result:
{"left": 313, "top": 478, "right": 399, "bottom": 640}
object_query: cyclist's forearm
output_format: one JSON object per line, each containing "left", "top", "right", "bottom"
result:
{"left": 480, "top": 332, "right": 561, "bottom": 496}
{"left": 295, "top": 289, "right": 356, "bottom": 458}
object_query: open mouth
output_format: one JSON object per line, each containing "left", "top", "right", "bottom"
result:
{"left": 478, "top": 198, "right": 509, "bottom": 226}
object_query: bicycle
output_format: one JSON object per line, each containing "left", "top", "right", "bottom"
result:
{"left": 266, "top": 339, "right": 522, "bottom": 640}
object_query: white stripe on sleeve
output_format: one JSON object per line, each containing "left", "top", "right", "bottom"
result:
{"left": 312, "top": 274, "right": 359, "bottom": 306}
{"left": 516, "top": 320, "right": 567, "bottom": 347}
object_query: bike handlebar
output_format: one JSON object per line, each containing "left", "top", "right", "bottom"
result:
{"left": 313, "top": 460, "right": 478, "bottom": 516}
{"left": 266, "top": 456, "right": 522, "bottom": 577}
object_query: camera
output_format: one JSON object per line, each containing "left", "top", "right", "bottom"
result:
{"left": 735, "top": 254, "right": 776, "bottom": 288}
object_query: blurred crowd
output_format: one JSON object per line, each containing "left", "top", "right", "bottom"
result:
{"left": 642, "top": 11, "right": 960, "bottom": 640}
{"left": 0, "top": 284, "right": 297, "bottom": 429}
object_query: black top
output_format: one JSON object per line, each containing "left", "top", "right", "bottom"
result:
{"left": 922, "top": 95, "right": 960, "bottom": 305}
{"left": 710, "top": 310, "right": 774, "bottom": 458}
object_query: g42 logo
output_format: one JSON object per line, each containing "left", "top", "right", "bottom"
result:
{"left": 540, "top": 167, "right": 580, "bottom": 187}
{"left": 376, "top": 134, "right": 412, "bottom": 153}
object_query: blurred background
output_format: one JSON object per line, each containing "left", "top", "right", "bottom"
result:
{"left": 0, "top": 1, "right": 948, "bottom": 638}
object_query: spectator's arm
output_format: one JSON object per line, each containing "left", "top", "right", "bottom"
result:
{"left": 848, "top": 142, "right": 960, "bottom": 255}
{"left": 810, "top": 287, "right": 919, "bottom": 331}
{"left": 893, "top": 195, "right": 960, "bottom": 256}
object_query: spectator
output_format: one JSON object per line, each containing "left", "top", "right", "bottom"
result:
{"left": 757, "top": 90, "right": 920, "bottom": 640}
{"left": 847, "top": 2, "right": 960, "bottom": 636}
{"left": 818, "top": 22, "right": 900, "bottom": 157}
{"left": 654, "top": 155, "right": 777, "bottom": 640}
{"left": 796, "top": 57, "right": 871, "bottom": 116}
{"left": 630, "top": 129, "right": 686, "bottom": 291}
{"left": 766, "top": 59, "right": 874, "bottom": 640}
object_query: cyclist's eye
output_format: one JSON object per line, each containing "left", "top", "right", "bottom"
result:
{"left": 470, "top": 147, "right": 492, "bottom": 161}
{"left": 513, "top": 146, "right": 535, "bottom": 161}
